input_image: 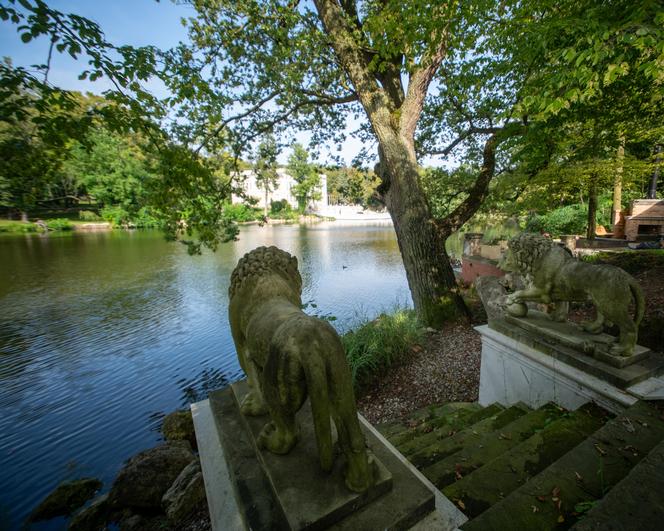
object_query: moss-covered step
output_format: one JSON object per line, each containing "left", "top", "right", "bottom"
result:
{"left": 407, "top": 404, "right": 531, "bottom": 470}
{"left": 377, "top": 402, "right": 481, "bottom": 442}
{"left": 462, "top": 400, "right": 664, "bottom": 531}
{"left": 442, "top": 403, "right": 609, "bottom": 518}
{"left": 571, "top": 435, "right": 664, "bottom": 530}
{"left": 397, "top": 404, "right": 505, "bottom": 457}
{"left": 422, "top": 403, "right": 565, "bottom": 490}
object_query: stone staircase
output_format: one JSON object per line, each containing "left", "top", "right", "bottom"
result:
{"left": 377, "top": 400, "right": 664, "bottom": 529}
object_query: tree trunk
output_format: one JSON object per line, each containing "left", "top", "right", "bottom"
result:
{"left": 649, "top": 144, "right": 662, "bottom": 199}
{"left": 379, "top": 139, "right": 470, "bottom": 327}
{"left": 587, "top": 175, "right": 597, "bottom": 240}
{"left": 612, "top": 136, "right": 624, "bottom": 226}
{"left": 264, "top": 187, "right": 269, "bottom": 217}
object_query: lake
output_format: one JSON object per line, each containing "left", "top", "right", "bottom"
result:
{"left": 0, "top": 222, "right": 413, "bottom": 529}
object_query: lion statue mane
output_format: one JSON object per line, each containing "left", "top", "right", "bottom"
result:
{"left": 228, "top": 246, "right": 374, "bottom": 492}
{"left": 501, "top": 233, "right": 645, "bottom": 357}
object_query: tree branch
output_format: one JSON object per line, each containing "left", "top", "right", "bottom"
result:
{"left": 426, "top": 126, "right": 501, "bottom": 157}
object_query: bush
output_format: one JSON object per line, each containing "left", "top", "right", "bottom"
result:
{"left": 132, "top": 207, "right": 161, "bottom": 228}
{"left": 525, "top": 204, "right": 588, "bottom": 236}
{"left": 582, "top": 250, "right": 664, "bottom": 275}
{"left": 0, "top": 221, "right": 38, "bottom": 233}
{"left": 222, "top": 202, "right": 263, "bottom": 222}
{"left": 342, "top": 309, "right": 424, "bottom": 388}
{"left": 45, "top": 218, "right": 73, "bottom": 231}
{"left": 78, "top": 210, "right": 101, "bottom": 221}
{"left": 100, "top": 206, "right": 130, "bottom": 227}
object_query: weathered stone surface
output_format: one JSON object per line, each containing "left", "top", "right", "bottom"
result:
{"left": 395, "top": 404, "right": 504, "bottom": 457}
{"left": 30, "top": 477, "right": 102, "bottom": 521}
{"left": 162, "top": 409, "right": 196, "bottom": 448}
{"left": 407, "top": 404, "right": 529, "bottom": 469}
{"left": 462, "top": 400, "right": 664, "bottom": 531}
{"left": 443, "top": 403, "right": 606, "bottom": 518}
{"left": 68, "top": 494, "right": 110, "bottom": 531}
{"left": 500, "top": 233, "right": 646, "bottom": 357}
{"left": 423, "top": 403, "right": 564, "bottom": 489}
{"left": 206, "top": 383, "right": 435, "bottom": 531}
{"left": 475, "top": 276, "right": 509, "bottom": 321}
{"left": 228, "top": 246, "right": 374, "bottom": 493}
{"left": 162, "top": 460, "right": 206, "bottom": 522}
{"left": 109, "top": 441, "right": 195, "bottom": 510}
{"left": 571, "top": 437, "right": 664, "bottom": 531}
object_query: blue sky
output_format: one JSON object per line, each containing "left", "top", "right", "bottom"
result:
{"left": 0, "top": 0, "right": 367, "bottom": 165}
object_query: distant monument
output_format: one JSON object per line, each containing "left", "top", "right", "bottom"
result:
{"left": 228, "top": 246, "right": 374, "bottom": 492}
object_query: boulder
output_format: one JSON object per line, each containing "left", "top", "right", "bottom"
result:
{"left": 162, "top": 460, "right": 206, "bottom": 522}
{"left": 30, "top": 477, "right": 102, "bottom": 521}
{"left": 68, "top": 493, "right": 110, "bottom": 531}
{"left": 162, "top": 409, "right": 197, "bottom": 448}
{"left": 109, "top": 441, "right": 195, "bottom": 510}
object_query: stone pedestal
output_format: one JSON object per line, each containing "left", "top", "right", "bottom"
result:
{"left": 193, "top": 380, "right": 435, "bottom": 530}
{"left": 477, "top": 322, "right": 664, "bottom": 414}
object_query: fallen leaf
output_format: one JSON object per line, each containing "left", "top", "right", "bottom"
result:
{"left": 575, "top": 471, "right": 583, "bottom": 482}
{"left": 594, "top": 444, "right": 607, "bottom": 456}
{"left": 552, "top": 486, "right": 561, "bottom": 497}
{"left": 532, "top": 505, "right": 540, "bottom": 513}
{"left": 499, "top": 433, "right": 512, "bottom": 440}
{"left": 536, "top": 495, "right": 547, "bottom": 502}
{"left": 558, "top": 515, "right": 565, "bottom": 523}
{"left": 457, "top": 499, "right": 466, "bottom": 510}
{"left": 455, "top": 464, "right": 464, "bottom": 480}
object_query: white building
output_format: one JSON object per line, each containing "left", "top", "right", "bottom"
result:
{"left": 232, "top": 168, "right": 328, "bottom": 212}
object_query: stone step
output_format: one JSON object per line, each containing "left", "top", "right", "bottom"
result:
{"left": 397, "top": 404, "right": 505, "bottom": 457}
{"left": 407, "top": 404, "right": 530, "bottom": 470}
{"left": 422, "top": 403, "right": 565, "bottom": 490}
{"left": 462, "top": 400, "right": 664, "bottom": 531}
{"left": 571, "top": 433, "right": 664, "bottom": 530}
{"left": 442, "top": 403, "right": 609, "bottom": 519}
{"left": 379, "top": 402, "right": 481, "bottom": 443}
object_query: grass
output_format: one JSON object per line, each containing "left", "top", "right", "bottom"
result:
{"left": 342, "top": 309, "right": 424, "bottom": 389}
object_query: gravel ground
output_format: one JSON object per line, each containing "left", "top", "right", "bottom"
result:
{"left": 356, "top": 321, "right": 482, "bottom": 425}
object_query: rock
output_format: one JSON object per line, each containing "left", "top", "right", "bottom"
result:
{"left": 109, "top": 441, "right": 195, "bottom": 510}
{"left": 162, "top": 460, "right": 207, "bottom": 522}
{"left": 30, "top": 477, "right": 102, "bottom": 521}
{"left": 68, "top": 494, "right": 110, "bottom": 531}
{"left": 162, "top": 409, "right": 197, "bottom": 448}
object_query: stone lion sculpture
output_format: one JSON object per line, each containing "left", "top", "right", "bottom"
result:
{"left": 500, "top": 233, "right": 645, "bottom": 356}
{"left": 228, "top": 246, "right": 374, "bottom": 492}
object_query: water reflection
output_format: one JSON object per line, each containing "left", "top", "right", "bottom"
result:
{"left": 0, "top": 223, "right": 410, "bottom": 528}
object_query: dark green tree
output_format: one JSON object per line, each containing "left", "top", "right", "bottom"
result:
{"left": 287, "top": 143, "right": 320, "bottom": 212}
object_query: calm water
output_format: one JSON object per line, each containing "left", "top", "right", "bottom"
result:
{"left": 0, "top": 222, "right": 412, "bottom": 529}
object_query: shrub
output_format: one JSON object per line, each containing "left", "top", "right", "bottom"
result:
{"left": 222, "top": 202, "right": 262, "bottom": 222}
{"left": 100, "top": 206, "right": 130, "bottom": 227}
{"left": 78, "top": 210, "right": 101, "bottom": 221}
{"left": 132, "top": 207, "right": 161, "bottom": 228}
{"left": 342, "top": 309, "right": 424, "bottom": 388}
{"left": 582, "top": 250, "right": 664, "bottom": 275}
{"left": 525, "top": 204, "right": 588, "bottom": 236}
{"left": 45, "top": 218, "right": 73, "bottom": 231}
{"left": 0, "top": 221, "right": 38, "bottom": 233}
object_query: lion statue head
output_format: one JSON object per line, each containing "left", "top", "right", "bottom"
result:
{"left": 501, "top": 233, "right": 556, "bottom": 275}
{"left": 229, "top": 246, "right": 302, "bottom": 301}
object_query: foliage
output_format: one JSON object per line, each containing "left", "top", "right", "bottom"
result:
{"left": 582, "top": 250, "right": 664, "bottom": 275}
{"left": 253, "top": 135, "right": 280, "bottom": 215}
{"left": 269, "top": 199, "right": 298, "bottom": 221}
{"left": 342, "top": 310, "right": 424, "bottom": 388}
{"left": 287, "top": 143, "right": 320, "bottom": 212}
{"left": 78, "top": 210, "right": 101, "bottom": 221}
{"left": 44, "top": 218, "right": 72, "bottom": 231}
{"left": 325, "top": 166, "right": 380, "bottom": 207}
{"left": 0, "top": 219, "right": 37, "bottom": 232}
{"left": 221, "top": 202, "right": 262, "bottom": 223}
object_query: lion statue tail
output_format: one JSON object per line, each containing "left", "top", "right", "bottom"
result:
{"left": 629, "top": 277, "right": 646, "bottom": 328}
{"left": 303, "top": 352, "right": 334, "bottom": 472}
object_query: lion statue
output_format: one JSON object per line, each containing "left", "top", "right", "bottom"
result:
{"left": 500, "top": 233, "right": 645, "bottom": 357}
{"left": 228, "top": 246, "right": 374, "bottom": 492}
